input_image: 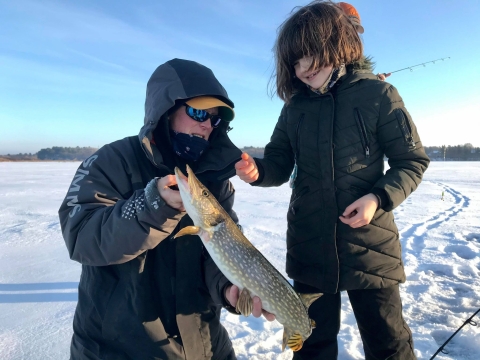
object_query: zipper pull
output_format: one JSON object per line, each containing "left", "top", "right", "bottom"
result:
{"left": 365, "top": 146, "right": 370, "bottom": 158}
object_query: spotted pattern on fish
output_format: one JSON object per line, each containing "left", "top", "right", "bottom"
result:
{"left": 206, "top": 222, "right": 311, "bottom": 334}
{"left": 174, "top": 165, "right": 321, "bottom": 351}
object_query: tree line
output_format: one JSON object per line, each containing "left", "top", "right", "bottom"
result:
{"left": 241, "top": 144, "right": 480, "bottom": 161}
{"left": 1, "top": 144, "right": 479, "bottom": 161}
{"left": 36, "top": 146, "right": 98, "bottom": 160}
{"left": 425, "top": 144, "right": 480, "bottom": 161}
{"left": 0, "top": 147, "right": 98, "bottom": 161}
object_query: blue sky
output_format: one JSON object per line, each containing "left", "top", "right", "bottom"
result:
{"left": 1, "top": 0, "right": 479, "bottom": 154}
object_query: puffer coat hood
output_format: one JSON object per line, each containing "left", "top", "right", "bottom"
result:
{"left": 139, "top": 59, "right": 241, "bottom": 181}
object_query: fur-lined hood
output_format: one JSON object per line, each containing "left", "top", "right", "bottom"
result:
{"left": 350, "top": 55, "right": 376, "bottom": 72}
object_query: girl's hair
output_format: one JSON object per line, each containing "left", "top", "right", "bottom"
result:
{"left": 272, "top": 0, "right": 363, "bottom": 101}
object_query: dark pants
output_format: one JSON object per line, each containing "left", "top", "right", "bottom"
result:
{"left": 292, "top": 282, "right": 416, "bottom": 360}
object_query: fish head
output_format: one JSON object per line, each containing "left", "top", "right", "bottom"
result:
{"left": 174, "top": 165, "right": 225, "bottom": 230}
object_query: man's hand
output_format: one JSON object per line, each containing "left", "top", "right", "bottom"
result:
{"left": 225, "top": 285, "right": 276, "bottom": 321}
{"left": 157, "top": 175, "right": 185, "bottom": 211}
{"left": 339, "top": 193, "right": 378, "bottom": 228}
{"left": 235, "top": 153, "right": 259, "bottom": 183}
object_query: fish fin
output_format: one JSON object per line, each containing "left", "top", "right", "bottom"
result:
{"left": 235, "top": 288, "right": 253, "bottom": 316}
{"left": 299, "top": 293, "right": 323, "bottom": 310}
{"left": 311, "top": 319, "right": 317, "bottom": 328}
{"left": 282, "top": 328, "right": 289, "bottom": 351}
{"left": 174, "top": 226, "right": 201, "bottom": 238}
{"left": 282, "top": 328, "right": 303, "bottom": 352}
{"left": 174, "top": 226, "right": 212, "bottom": 243}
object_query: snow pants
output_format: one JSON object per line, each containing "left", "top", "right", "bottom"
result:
{"left": 292, "top": 283, "right": 416, "bottom": 360}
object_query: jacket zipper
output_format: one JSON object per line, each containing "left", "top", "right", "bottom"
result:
{"left": 354, "top": 108, "right": 370, "bottom": 158}
{"left": 295, "top": 114, "right": 305, "bottom": 158}
{"left": 394, "top": 109, "right": 416, "bottom": 148}
{"left": 289, "top": 113, "right": 305, "bottom": 189}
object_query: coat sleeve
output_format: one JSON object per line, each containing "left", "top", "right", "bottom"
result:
{"left": 373, "top": 85, "right": 430, "bottom": 211}
{"left": 58, "top": 147, "right": 184, "bottom": 266}
{"left": 253, "top": 106, "right": 295, "bottom": 187}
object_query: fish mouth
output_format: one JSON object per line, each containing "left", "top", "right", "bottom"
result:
{"left": 174, "top": 167, "right": 191, "bottom": 196}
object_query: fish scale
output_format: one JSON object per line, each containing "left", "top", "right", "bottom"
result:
{"left": 207, "top": 224, "right": 307, "bottom": 328}
{"left": 174, "top": 165, "right": 322, "bottom": 351}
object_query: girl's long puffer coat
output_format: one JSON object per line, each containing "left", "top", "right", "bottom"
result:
{"left": 254, "top": 63, "right": 430, "bottom": 293}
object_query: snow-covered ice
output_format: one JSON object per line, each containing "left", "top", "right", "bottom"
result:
{"left": 1, "top": 161, "right": 479, "bottom": 359}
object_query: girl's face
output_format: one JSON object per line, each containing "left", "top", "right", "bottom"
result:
{"left": 294, "top": 56, "right": 333, "bottom": 90}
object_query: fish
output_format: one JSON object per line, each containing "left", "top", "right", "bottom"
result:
{"left": 174, "top": 165, "right": 322, "bottom": 352}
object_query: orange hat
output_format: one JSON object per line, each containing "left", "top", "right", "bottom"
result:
{"left": 338, "top": 2, "right": 364, "bottom": 34}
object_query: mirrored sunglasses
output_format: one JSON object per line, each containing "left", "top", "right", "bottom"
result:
{"left": 185, "top": 105, "right": 222, "bottom": 128}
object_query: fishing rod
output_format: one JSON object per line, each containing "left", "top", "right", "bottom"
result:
{"left": 429, "top": 307, "right": 480, "bottom": 360}
{"left": 381, "top": 57, "right": 450, "bottom": 77}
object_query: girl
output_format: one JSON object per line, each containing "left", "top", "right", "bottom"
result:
{"left": 235, "top": 1, "right": 429, "bottom": 359}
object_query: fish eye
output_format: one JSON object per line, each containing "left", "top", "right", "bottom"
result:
{"left": 202, "top": 190, "right": 209, "bottom": 197}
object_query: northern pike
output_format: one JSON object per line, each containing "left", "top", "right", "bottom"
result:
{"left": 174, "top": 165, "right": 322, "bottom": 352}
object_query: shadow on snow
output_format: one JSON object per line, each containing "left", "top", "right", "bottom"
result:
{"left": 0, "top": 282, "right": 78, "bottom": 303}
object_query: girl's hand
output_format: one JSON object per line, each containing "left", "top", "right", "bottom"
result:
{"left": 339, "top": 193, "right": 379, "bottom": 228}
{"left": 225, "top": 285, "right": 276, "bottom": 321}
{"left": 377, "top": 72, "right": 391, "bottom": 81}
{"left": 235, "top": 153, "right": 259, "bottom": 183}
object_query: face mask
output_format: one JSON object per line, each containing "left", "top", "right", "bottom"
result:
{"left": 170, "top": 130, "right": 209, "bottom": 162}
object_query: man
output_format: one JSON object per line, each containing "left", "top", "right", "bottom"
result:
{"left": 337, "top": 1, "right": 391, "bottom": 81}
{"left": 59, "top": 58, "right": 272, "bottom": 360}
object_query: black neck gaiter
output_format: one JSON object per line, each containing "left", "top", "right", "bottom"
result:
{"left": 170, "top": 130, "right": 210, "bottom": 162}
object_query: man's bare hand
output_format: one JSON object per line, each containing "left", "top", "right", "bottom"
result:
{"left": 235, "top": 153, "right": 259, "bottom": 183}
{"left": 225, "top": 285, "right": 276, "bottom": 321}
{"left": 157, "top": 175, "right": 185, "bottom": 211}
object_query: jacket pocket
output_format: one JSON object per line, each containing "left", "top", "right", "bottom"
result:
{"left": 394, "top": 108, "right": 416, "bottom": 148}
{"left": 289, "top": 186, "right": 309, "bottom": 215}
{"left": 354, "top": 108, "right": 370, "bottom": 158}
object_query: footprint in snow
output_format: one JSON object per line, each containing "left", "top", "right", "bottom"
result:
{"left": 444, "top": 245, "right": 478, "bottom": 260}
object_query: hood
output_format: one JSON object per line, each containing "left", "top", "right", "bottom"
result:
{"left": 331, "top": 56, "right": 379, "bottom": 93}
{"left": 138, "top": 59, "right": 241, "bottom": 182}
{"left": 350, "top": 55, "right": 375, "bottom": 72}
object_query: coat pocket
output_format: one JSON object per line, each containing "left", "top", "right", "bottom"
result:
{"left": 394, "top": 108, "right": 416, "bottom": 148}
{"left": 354, "top": 108, "right": 370, "bottom": 158}
{"left": 289, "top": 186, "right": 309, "bottom": 216}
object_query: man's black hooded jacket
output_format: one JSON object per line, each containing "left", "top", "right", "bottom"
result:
{"left": 59, "top": 59, "right": 242, "bottom": 360}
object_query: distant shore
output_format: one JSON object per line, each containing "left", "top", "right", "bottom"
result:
{"left": 2, "top": 144, "right": 479, "bottom": 162}
{"left": 0, "top": 158, "right": 79, "bottom": 162}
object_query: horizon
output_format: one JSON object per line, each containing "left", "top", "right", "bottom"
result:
{"left": 1, "top": 0, "right": 479, "bottom": 153}
{"left": 1, "top": 142, "right": 479, "bottom": 156}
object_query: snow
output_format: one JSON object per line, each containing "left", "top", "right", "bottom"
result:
{"left": 1, "top": 161, "right": 479, "bottom": 359}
